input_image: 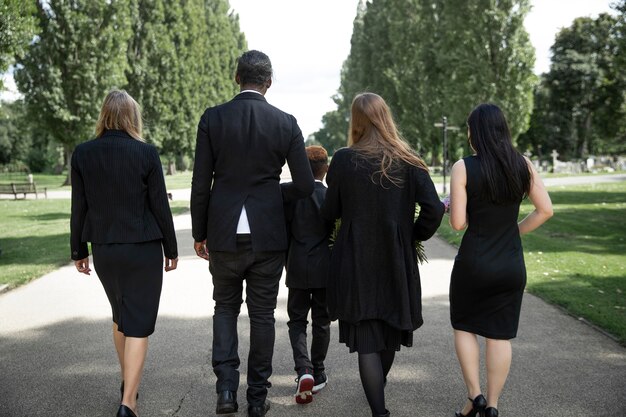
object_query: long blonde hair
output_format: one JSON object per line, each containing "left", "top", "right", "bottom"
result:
{"left": 95, "top": 89, "right": 144, "bottom": 141}
{"left": 349, "top": 92, "right": 427, "bottom": 186}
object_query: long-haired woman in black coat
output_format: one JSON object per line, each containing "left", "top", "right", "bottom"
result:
{"left": 71, "top": 90, "right": 178, "bottom": 417}
{"left": 321, "top": 92, "right": 444, "bottom": 417}
{"left": 449, "top": 103, "right": 553, "bottom": 417}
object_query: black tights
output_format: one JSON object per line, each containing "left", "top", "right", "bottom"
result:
{"left": 358, "top": 349, "right": 396, "bottom": 416}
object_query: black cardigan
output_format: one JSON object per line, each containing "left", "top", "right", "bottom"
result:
{"left": 70, "top": 130, "right": 178, "bottom": 260}
{"left": 320, "top": 148, "right": 444, "bottom": 330}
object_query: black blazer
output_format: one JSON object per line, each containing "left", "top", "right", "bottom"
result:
{"left": 70, "top": 130, "right": 178, "bottom": 260}
{"left": 321, "top": 148, "right": 444, "bottom": 330}
{"left": 283, "top": 181, "right": 332, "bottom": 289}
{"left": 191, "top": 92, "right": 315, "bottom": 252}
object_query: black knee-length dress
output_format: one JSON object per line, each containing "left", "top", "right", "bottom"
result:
{"left": 450, "top": 156, "right": 526, "bottom": 340}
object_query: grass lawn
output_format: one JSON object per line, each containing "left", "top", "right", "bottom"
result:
{"left": 0, "top": 199, "right": 190, "bottom": 289}
{"left": 0, "top": 171, "right": 195, "bottom": 192}
{"left": 0, "top": 173, "right": 70, "bottom": 191}
{"left": 436, "top": 181, "right": 626, "bottom": 344}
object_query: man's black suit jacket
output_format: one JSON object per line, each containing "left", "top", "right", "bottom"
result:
{"left": 70, "top": 130, "right": 178, "bottom": 260}
{"left": 191, "top": 92, "right": 315, "bottom": 252}
{"left": 284, "top": 181, "right": 332, "bottom": 289}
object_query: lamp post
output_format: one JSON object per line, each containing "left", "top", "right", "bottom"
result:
{"left": 434, "top": 116, "right": 459, "bottom": 194}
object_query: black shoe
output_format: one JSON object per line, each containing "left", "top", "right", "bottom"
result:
{"left": 485, "top": 407, "right": 498, "bottom": 417}
{"left": 116, "top": 405, "right": 137, "bottom": 417}
{"left": 216, "top": 390, "right": 238, "bottom": 414}
{"left": 248, "top": 400, "right": 270, "bottom": 417}
{"left": 312, "top": 372, "right": 327, "bottom": 394}
{"left": 455, "top": 394, "right": 487, "bottom": 417}
{"left": 372, "top": 409, "right": 390, "bottom": 417}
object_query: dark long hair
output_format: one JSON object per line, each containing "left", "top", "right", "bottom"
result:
{"left": 467, "top": 103, "right": 530, "bottom": 204}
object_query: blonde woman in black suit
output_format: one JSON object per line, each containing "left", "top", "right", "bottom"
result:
{"left": 70, "top": 89, "right": 178, "bottom": 417}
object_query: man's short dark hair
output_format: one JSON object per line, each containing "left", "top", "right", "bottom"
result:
{"left": 236, "top": 50, "right": 273, "bottom": 86}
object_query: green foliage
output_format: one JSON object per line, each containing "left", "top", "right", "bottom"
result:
{"left": 15, "top": 0, "right": 132, "bottom": 183}
{"left": 125, "top": 0, "right": 246, "bottom": 171}
{"left": 0, "top": 0, "right": 37, "bottom": 89}
{"left": 542, "top": 14, "right": 625, "bottom": 159}
{"left": 313, "top": 0, "right": 535, "bottom": 164}
{"left": 12, "top": 0, "right": 246, "bottom": 178}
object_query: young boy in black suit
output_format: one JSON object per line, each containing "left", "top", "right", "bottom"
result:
{"left": 282, "top": 145, "right": 332, "bottom": 405}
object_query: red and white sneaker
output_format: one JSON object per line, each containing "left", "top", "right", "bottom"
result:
{"left": 294, "top": 373, "right": 314, "bottom": 404}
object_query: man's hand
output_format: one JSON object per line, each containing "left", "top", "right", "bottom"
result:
{"left": 74, "top": 258, "right": 91, "bottom": 275}
{"left": 194, "top": 240, "right": 209, "bottom": 260}
{"left": 165, "top": 257, "right": 178, "bottom": 272}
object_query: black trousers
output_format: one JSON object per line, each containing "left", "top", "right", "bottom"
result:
{"left": 287, "top": 287, "right": 330, "bottom": 376}
{"left": 208, "top": 235, "right": 284, "bottom": 406}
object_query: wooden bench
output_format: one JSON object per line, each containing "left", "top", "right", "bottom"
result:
{"left": 0, "top": 182, "right": 48, "bottom": 199}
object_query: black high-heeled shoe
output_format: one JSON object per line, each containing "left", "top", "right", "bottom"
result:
{"left": 116, "top": 404, "right": 137, "bottom": 417}
{"left": 485, "top": 407, "right": 498, "bottom": 417}
{"left": 455, "top": 394, "right": 487, "bottom": 417}
{"left": 120, "top": 381, "right": 139, "bottom": 401}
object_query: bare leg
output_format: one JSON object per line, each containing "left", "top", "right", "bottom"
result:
{"left": 485, "top": 338, "right": 512, "bottom": 409}
{"left": 113, "top": 323, "right": 126, "bottom": 381}
{"left": 121, "top": 337, "right": 149, "bottom": 414}
{"left": 454, "top": 330, "right": 482, "bottom": 415}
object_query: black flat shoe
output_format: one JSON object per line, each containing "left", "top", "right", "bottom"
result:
{"left": 455, "top": 394, "right": 487, "bottom": 417}
{"left": 248, "top": 400, "right": 270, "bottom": 417}
{"left": 120, "top": 381, "right": 139, "bottom": 401}
{"left": 372, "top": 409, "right": 390, "bottom": 417}
{"left": 116, "top": 405, "right": 137, "bottom": 417}
{"left": 485, "top": 407, "right": 498, "bottom": 417}
{"left": 216, "top": 390, "right": 238, "bottom": 414}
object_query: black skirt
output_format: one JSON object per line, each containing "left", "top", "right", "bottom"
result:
{"left": 92, "top": 240, "right": 163, "bottom": 337}
{"left": 338, "top": 319, "right": 413, "bottom": 354}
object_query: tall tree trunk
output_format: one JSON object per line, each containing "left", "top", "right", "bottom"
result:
{"left": 63, "top": 145, "right": 72, "bottom": 186}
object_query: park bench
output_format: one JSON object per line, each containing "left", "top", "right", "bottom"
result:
{"left": 0, "top": 182, "right": 48, "bottom": 199}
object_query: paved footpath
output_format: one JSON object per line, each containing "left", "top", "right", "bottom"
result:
{"left": 1, "top": 210, "right": 625, "bottom": 417}
{"left": 2, "top": 173, "right": 626, "bottom": 416}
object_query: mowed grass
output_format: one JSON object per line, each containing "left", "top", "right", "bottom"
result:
{"left": 0, "top": 199, "right": 190, "bottom": 288}
{"left": 0, "top": 171, "right": 195, "bottom": 192}
{"left": 437, "top": 181, "right": 626, "bottom": 343}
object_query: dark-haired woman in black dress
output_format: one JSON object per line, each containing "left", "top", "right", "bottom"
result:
{"left": 449, "top": 104, "right": 553, "bottom": 417}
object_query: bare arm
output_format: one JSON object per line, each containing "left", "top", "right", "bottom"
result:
{"left": 449, "top": 159, "right": 468, "bottom": 231}
{"left": 518, "top": 157, "right": 553, "bottom": 234}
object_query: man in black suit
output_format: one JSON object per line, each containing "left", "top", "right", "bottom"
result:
{"left": 190, "top": 50, "right": 314, "bottom": 417}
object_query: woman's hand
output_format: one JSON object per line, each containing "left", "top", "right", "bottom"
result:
{"left": 74, "top": 258, "right": 91, "bottom": 275}
{"left": 165, "top": 257, "right": 178, "bottom": 272}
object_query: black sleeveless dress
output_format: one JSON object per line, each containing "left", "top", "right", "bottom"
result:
{"left": 449, "top": 155, "right": 526, "bottom": 340}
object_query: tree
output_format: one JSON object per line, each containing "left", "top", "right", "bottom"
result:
{"left": 14, "top": 0, "right": 131, "bottom": 185}
{"left": 125, "top": 0, "right": 245, "bottom": 173}
{"left": 0, "top": 0, "right": 37, "bottom": 90}
{"left": 312, "top": 0, "right": 535, "bottom": 164}
{"left": 545, "top": 14, "right": 623, "bottom": 158}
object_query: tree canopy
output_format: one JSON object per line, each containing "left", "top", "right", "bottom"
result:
{"left": 13, "top": 0, "right": 246, "bottom": 179}
{"left": 311, "top": 0, "right": 536, "bottom": 165}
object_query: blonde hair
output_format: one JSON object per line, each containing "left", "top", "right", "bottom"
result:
{"left": 349, "top": 92, "right": 427, "bottom": 186}
{"left": 95, "top": 89, "right": 144, "bottom": 141}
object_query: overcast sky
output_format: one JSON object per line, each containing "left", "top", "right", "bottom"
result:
{"left": 1, "top": 0, "right": 617, "bottom": 138}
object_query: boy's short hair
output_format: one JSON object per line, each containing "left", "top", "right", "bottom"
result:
{"left": 306, "top": 145, "right": 328, "bottom": 178}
